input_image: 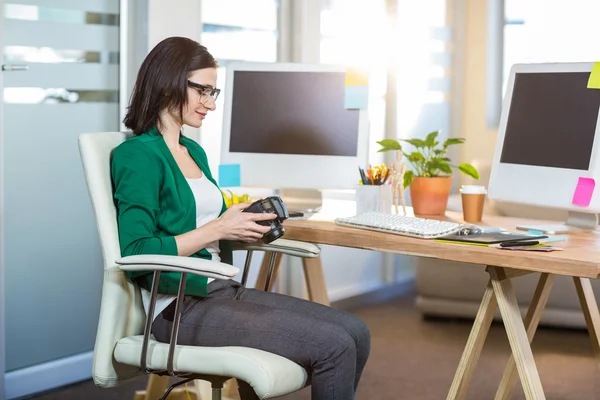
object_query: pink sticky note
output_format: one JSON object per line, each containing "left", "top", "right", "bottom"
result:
{"left": 572, "top": 177, "right": 595, "bottom": 207}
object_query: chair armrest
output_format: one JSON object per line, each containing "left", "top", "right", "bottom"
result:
{"left": 115, "top": 254, "right": 240, "bottom": 279}
{"left": 117, "top": 255, "right": 240, "bottom": 375}
{"left": 232, "top": 238, "right": 320, "bottom": 258}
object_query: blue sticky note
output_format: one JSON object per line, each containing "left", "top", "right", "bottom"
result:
{"left": 527, "top": 229, "right": 544, "bottom": 236}
{"left": 344, "top": 85, "right": 369, "bottom": 109}
{"left": 218, "top": 164, "right": 241, "bottom": 187}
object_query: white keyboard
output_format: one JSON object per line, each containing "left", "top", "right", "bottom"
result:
{"left": 335, "top": 212, "right": 463, "bottom": 239}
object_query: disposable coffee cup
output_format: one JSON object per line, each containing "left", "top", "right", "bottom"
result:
{"left": 460, "top": 185, "right": 487, "bottom": 222}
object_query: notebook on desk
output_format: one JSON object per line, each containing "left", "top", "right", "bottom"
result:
{"left": 438, "top": 231, "right": 548, "bottom": 245}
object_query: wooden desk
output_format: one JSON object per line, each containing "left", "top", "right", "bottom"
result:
{"left": 260, "top": 209, "right": 600, "bottom": 400}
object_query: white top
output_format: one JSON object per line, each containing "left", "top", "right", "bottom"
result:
{"left": 141, "top": 174, "right": 224, "bottom": 322}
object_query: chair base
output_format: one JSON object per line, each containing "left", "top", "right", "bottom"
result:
{"left": 134, "top": 387, "right": 199, "bottom": 400}
{"left": 133, "top": 249, "right": 325, "bottom": 400}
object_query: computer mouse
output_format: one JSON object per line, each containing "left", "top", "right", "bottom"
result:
{"left": 458, "top": 224, "right": 484, "bottom": 236}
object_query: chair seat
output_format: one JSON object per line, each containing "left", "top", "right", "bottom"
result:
{"left": 114, "top": 335, "right": 308, "bottom": 398}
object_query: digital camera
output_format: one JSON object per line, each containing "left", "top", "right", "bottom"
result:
{"left": 242, "top": 196, "right": 289, "bottom": 243}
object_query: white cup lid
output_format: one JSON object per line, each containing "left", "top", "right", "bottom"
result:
{"left": 460, "top": 185, "right": 487, "bottom": 194}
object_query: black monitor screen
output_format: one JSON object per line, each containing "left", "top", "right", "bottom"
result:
{"left": 500, "top": 71, "right": 600, "bottom": 170}
{"left": 228, "top": 70, "right": 360, "bottom": 156}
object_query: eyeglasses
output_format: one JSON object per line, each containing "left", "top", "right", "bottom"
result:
{"left": 187, "top": 80, "right": 220, "bottom": 103}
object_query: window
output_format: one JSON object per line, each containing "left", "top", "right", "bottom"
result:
{"left": 319, "top": 0, "right": 451, "bottom": 158}
{"left": 319, "top": 0, "right": 387, "bottom": 96}
{"left": 502, "top": 0, "right": 600, "bottom": 95}
{"left": 320, "top": 0, "right": 387, "bottom": 68}
{"left": 201, "top": 0, "right": 278, "bottom": 64}
{"left": 319, "top": 0, "right": 388, "bottom": 163}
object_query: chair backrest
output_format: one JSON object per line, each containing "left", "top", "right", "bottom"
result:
{"left": 78, "top": 132, "right": 146, "bottom": 387}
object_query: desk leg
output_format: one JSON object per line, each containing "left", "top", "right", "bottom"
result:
{"left": 488, "top": 266, "right": 546, "bottom": 400}
{"left": 446, "top": 281, "right": 497, "bottom": 400}
{"left": 573, "top": 277, "right": 600, "bottom": 369}
{"left": 302, "top": 257, "right": 331, "bottom": 306}
{"left": 494, "top": 273, "right": 555, "bottom": 400}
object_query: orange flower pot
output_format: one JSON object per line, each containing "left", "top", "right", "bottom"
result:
{"left": 409, "top": 176, "right": 453, "bottom": 216}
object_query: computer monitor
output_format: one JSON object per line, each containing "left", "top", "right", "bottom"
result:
{"left": 220, "top": 62, "right": 369, "bottom": 194}
{"left": 488, "top": 62, "right": 600, "bottom": 233}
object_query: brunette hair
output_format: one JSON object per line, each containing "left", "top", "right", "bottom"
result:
{"left": 123, "top": 36, "right": 217, "bottom": 135}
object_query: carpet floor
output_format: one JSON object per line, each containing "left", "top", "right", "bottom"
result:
{"left": 28, "top": 291, "right": 600, "bottom": 399}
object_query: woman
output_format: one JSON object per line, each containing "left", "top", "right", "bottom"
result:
{"left": 112, "top": 36, "right": 370, "bottom": 400}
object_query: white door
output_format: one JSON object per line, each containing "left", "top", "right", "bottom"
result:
{"left": 0, "top": 1, "right": 122, "bottom": 398}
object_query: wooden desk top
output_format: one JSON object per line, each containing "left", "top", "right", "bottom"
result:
{"left": 283, "top": 202, "right": 600, "bottom": 279}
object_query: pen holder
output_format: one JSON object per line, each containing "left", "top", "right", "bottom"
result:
{"left": 355, "top": 184, "right": 393, "bottom": 215}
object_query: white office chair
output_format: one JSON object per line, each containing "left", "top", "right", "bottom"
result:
{"left": 78, "top": 131, "right": 320, "bottom": 400}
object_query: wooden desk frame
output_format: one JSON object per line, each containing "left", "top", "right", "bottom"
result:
{"left": 267, "top": 214, "right": 600, "bottom": 400}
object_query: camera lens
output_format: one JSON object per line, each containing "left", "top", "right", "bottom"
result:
{"left": 263, "top": 223, "right": 285, "bottom": 244}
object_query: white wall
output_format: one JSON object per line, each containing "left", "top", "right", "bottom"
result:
{"left": 147, "top": 0, "right": 203, "bottom": 142}
{"left": 458, "top": 0, "right": 498, "bottom": 170}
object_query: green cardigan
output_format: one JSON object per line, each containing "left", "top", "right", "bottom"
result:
{"left": 111, "top": 126, "right": 232, "bottom": 297}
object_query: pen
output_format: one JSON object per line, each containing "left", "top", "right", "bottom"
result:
{"left": 358, "top": 166, "right": 367, "bottom": 185}
{"left": 365, "top": 167, "right": 374, "bottom": 185}
{"left": 500, "top": 240, "right": 539, "bottom": 247}
{"left": 381, "top": 169, "right": 390, "bottom": 184}
{"left": 380, "top": 165, "right": 387, "bottom": 182}
{"left": 360, "top": 164, "right": 389, "bottom": 185}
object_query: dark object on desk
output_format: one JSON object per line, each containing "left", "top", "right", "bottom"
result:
{"left": 242, "top": 196, "right": 289, "bottom": 243}
{"left": 440, "top": 231, "right": 547, "bottom": 245}
{"left": 458, "top": 225, "right": 484, "bottom": 235}
{"left": 288, "top": 211, "right": 305, "bottom": 218}
{"left": 500, "top": 240, "right": 539, "bottom": 247}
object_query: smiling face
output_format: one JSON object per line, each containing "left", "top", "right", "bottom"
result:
{"left": 176, "top": 67, "right": 218, "bottom": 128}
{"left": 123, "top": 38, "right": 219, "bottom": 135}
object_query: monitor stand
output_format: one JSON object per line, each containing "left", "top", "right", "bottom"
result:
{"left": 276, "top": 189, "right": 323, "bottom": 214}
{"left": 516, "top": 211, "right": 599, "bottom": 234}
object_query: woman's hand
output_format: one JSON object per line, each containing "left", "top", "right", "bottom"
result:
{"left": 213, "top": 202, "right": 278, "bottom": 242}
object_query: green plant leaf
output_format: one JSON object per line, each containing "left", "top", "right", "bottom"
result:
{"left": 403, "top": 170, "right": 414, "bottom": 189}
{"left": 376, "top": 139, "right": 402, "bottom": 152}
{"left": 407, "top": 152, "right": 425, "bottom": 163}
{"left": 443, "top": 138, "right": 465, "bottom": 147}
{"left": 458, "top": 163, "right": 480, "bottom": 179}
{"left": 424, "top": 161, "right": 437, "bottom": 174}
{"left": 434, "top": 149, "right": 447, "bottom": 156}
{"left": 437, "top": 161, "right": 453, "bottom": 174}
{"left": 401, "top": 138, "right": 427, "bottom": 148}
{"left": 426, "top": 158, "right": 450, "bottom": 175}
{"left": 425, "top": 131, "right": 439, "bottom": 147}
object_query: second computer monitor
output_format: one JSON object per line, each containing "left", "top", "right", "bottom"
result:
{"left": 488, "top": 62, "right": 600, "bottom": 230}
{"left": 220, "top": 62, "right": 369, "bottom": 190}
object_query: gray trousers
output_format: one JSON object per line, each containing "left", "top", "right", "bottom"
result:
{"left": 152, "top": 279, "right": 371, "bottom": 400}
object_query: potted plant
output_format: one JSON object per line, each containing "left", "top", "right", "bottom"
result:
{"left": 377, "top": 131, "right": 479, "bottom": 215}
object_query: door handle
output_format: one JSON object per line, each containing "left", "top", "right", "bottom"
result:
{"left": 1, "top": 64, "right": 29, "bottom": 71}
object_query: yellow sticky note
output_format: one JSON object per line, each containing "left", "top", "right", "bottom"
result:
{"left": 588, "top": 62, "right": 600, "bottom": 89}
{"left": 345, "top": 68, "right": 369, "bottom": 86}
